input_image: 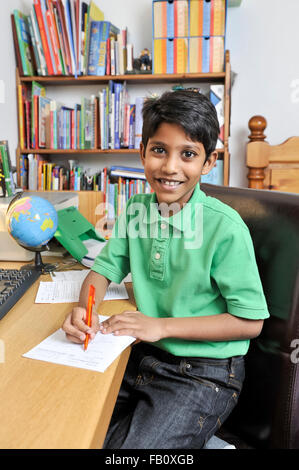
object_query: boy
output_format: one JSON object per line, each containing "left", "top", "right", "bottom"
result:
{"left": 62, "top": 90, "right": 269, "bottom": 449}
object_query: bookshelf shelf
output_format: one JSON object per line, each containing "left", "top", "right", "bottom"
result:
{"left": 19, "top": 72, "right": 226, "bottom": 86}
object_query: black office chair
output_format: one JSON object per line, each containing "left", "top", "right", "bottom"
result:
{"left": 201, "top": 183, "right": 299, "bottom": 449}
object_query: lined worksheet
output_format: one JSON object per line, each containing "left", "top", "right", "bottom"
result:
{"left": 23, "top": 315, "right": 135, "bottom": 373}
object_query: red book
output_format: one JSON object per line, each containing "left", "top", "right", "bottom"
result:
{"left": 33, "top": 0, "right": 54, "bottom": 75}
{"left": 25, "top": 100, "right": 31, "bottom": 148}
{"left": 45, "top": 7, "right": 62, "bottom": 74}
{"left": 34, "top": 95, "right": 39, "bottom": 149}
{"left": 106, "top": 37, "right": 111, "bottom": 75}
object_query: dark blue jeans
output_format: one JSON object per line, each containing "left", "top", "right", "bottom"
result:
{"left": 103, "top": 342, "right": 245, "bottom": 449}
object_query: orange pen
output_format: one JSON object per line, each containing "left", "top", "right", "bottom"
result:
{"left": 84, "top": 284, "right": 96, "bottom": 351}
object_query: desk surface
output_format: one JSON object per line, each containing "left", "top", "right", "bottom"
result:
{"left": 0, "top": 260, "right": 135, "bottom": 449}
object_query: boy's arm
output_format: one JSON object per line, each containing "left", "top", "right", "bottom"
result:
{"left": 62, "top": 270, "right": 110, "bottom": 344}
{"left": 100, "top": 310, "right": 264, "bottom": 343}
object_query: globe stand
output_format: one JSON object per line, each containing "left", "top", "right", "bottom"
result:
{"left": 20, "top": 245, "right": 58, "bottom": 274}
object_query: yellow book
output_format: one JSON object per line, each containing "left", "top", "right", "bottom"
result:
{"left": 212, "top": 0, "right": 226, "bottom": 36}
{"left": 18, "top": 85, "right": 25, "bottom": 149}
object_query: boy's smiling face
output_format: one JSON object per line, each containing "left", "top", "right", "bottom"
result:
{"left": 140, "top": 122, "right": 217, "bottom": 212}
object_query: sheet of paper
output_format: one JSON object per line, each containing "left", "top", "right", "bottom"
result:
{"left": 23, "top": 315, "right": 135, "bottom": 373}
{"left": 35, "top": 280, "right": 128, "bottom": 303}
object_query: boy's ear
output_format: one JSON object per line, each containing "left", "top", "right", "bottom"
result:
{"left": 201, "top": 151, "right": 218, "bottom": 175}
{"left": 140, "top": 142, "right": 145, "bottom": 166}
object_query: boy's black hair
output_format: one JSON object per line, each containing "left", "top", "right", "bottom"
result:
{"left": 142, "top": 90, "right": 220, "bottom": 160}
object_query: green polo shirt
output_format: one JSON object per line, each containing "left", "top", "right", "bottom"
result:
{"left": 92, "top": 184, "right": 269, "bottom": 358}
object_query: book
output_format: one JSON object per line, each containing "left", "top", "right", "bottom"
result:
{"left": 0, "top": 141, "right": 16, "bottom": 196}
{"left": 13, "top": 10, "right": 35, "bottom": 76}
{"left": 30, "top": 5, "right": 48, "bottom": 75}
{"left": 83, "top": 0, "right": 104, "bottom": 75}
{"left": 134, "top": 97, "right": 144, "bottom": 149}
{"left": 38, "top": 96, "right": 51, "bottom": 148}
{"left": 190, "top": 0, "right": 203, "bottom": 36}
{"left": 31, "top": 81, "right": 46, "bottom": 148}
{"left": 45, "top": 0, "right": 63, "bottom": 75}
{"left": 27, "top": 13, "right": 42, "bottom": 76}
{"left": 11, "top": 14, "right": 24, "bottom": 75}
{"left": 17, "top": 84, "right": 27, "bottom": 149}
{"left": 62, "top": 0, "right": 77, "bottom": 77}
{"left": 0, "top": 157, "right": 6, "bottom": 197}
{"left": 40, "top": 0, "right": 57, "bottom": 74}
{"left": 34, "top": 0, "right": 55, "bottom": 75}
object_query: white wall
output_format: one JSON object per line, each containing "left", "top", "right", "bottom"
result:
{"left": 1, "top": 0, "right": 299, "bottom": 186}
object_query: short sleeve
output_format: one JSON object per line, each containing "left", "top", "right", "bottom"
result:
{"left": 211, "top": 224, "right": 269, "bottom": 320}
{"left": 91, "top": 209, "right": 130, "bottom": 283}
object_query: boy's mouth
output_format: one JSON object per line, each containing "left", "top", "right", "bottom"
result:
{"left": 156, "top": 178, "right": 183, "bottom": 187}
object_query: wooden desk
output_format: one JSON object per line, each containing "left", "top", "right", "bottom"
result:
{"left": 0, "top": 261, "right": 135, "bottom": 449}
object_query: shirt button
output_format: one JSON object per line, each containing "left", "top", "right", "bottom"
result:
{"left": 155, "top": 253, "right": 161, "bottom": 260}
{"left": 160, "top": 223, "right": 167, "bottom": 230}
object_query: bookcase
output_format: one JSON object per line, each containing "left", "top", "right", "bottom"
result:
{"left": 15, "top": 50, "right": 232, "bottom": 224}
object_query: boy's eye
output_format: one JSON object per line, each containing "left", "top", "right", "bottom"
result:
{"left": 182, "top": 150, "right": 196, "bottom": 159}
{"left": 151, "top": 146, "right": 165, "bottom": 154}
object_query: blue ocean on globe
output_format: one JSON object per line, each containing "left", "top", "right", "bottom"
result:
{"left": 7, "top": 196, "right": 58, "bottom": 249}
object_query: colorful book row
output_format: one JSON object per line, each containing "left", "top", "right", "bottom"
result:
{"left": 153, "top": 0, "right": 227, "bottom": 39}
{"left": 18, "top": 80, "right": 145, "bottom": 151}
{"left": 11, "top": 1, "right": 130, "bottom": 77}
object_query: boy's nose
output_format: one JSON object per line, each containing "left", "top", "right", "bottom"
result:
{"left": 161, "top": 154, "right": 179, "bottom": 174}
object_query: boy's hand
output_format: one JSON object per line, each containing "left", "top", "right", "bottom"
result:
{"left": 62, "top": 306, "right": 101, "bottom": 344}
{"left": 99, "top": 310, "right": 165, "bottom": 343}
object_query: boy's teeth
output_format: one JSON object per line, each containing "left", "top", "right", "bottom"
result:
{"left": 160, "top": 179, "right": 180, "bottom": 186}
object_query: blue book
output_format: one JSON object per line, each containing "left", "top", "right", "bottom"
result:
{"left": 110, "top": 166, "right": 144, "bottom": 173}
{"left": 128, "top": 104, "right": 135, "bottom": 149}
{"left": 87, "top": 21, "right": 102, "bottom": 75}
{"left": 114, "top": 83, "right": 122, "bottom": 149}
{"left": 203, "top": 0, "right": 211, "bottom": 37}
{"left": 202, "top": 37, "right": 210, "bottom": 73}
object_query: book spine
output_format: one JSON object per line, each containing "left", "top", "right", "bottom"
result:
{"left": 17, "top": 85, "right": 26, "bottom": 149}
{"left": 40, "top": 0, "right": 57, "bottom": 74}
{"left": 0, "top": 144, "right": 12, "bottom": 196}
{"left": 27, "top": 14, "right": 42, "bottom": 75}
{"left": 56, "top": 0, "right": 72, "bottom": 74}
{"left": 45, "top": 9, "right": 62, "bottom": 74}
{"left": 98, "top": 21, "right": 107, "bottom": 76}
{"left": 128, "top": 104, "right": 135, "bottom": 149}
{"left": 62, "top": 0, "right": 76, "bottom": 77}
{"left": 87, "top": 21, "right": 101, "bottom": 75}
{"left": 13, "top": 10, "right": 34, "bottom": 76}
{"left": 30, "top": 7, "right": 47, "bottom": 75}
{"left": 34, "top": 0, "right": 54, "bottom": 74}
{"left": 134, "top": 97, "right": 144, "bottom": 149}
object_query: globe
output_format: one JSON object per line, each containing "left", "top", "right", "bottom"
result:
{"left": 6, "top": 195, "right": 58, "bottom": 273}
{"left": 6, "top": 195, "right": 58, "bottom": 249}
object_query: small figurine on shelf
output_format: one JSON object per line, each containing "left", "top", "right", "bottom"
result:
{"left": 133, "top": 48, "right": 152, "bottom": 74}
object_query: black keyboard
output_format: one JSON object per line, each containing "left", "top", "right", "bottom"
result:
{"left": 0, "top": 268, "right": 41, "bottom": 320}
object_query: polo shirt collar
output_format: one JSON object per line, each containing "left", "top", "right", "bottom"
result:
{"left": 142, "top": 183, "right": 206, "bottom": 232}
